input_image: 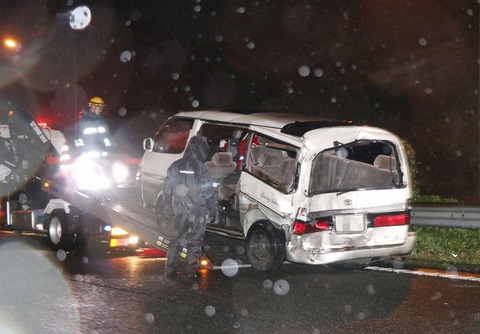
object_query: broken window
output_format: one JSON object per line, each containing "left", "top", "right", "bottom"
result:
{"left": 309, "top": 140, "right": 404, "bottom": 196}
{"left": 246, "top": 133, "right": 298, "bottom": 193}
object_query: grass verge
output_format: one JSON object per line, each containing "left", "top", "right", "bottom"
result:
{"left": 407, "top": 226, "right": 480, "bottom": 272}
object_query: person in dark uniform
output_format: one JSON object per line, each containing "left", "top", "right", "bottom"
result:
{"left": 162, "top": 135, "right": 215, "bottom": 279}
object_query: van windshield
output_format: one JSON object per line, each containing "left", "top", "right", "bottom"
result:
{"left": 309, "top": 140, "right": 404, "bottom": 196}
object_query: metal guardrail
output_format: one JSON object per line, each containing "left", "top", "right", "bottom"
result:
{"left": 410, "top": 205, "right": 480, "bottom": 229}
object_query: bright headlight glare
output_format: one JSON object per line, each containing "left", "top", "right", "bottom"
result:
{"left": 71, "top": 156, "right": 111, "bottom": 190}
{"left": 112, "top": 162, "right": 129, "bottom": 183}
{"left": 111, "top": 227, "right": 128, "bottom": 236}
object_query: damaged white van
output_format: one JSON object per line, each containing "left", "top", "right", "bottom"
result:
{"left": 137, "top": 111, "right": 416, "bottom": 271}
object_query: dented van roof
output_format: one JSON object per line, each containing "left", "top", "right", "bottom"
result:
{"left": 174, "top": 110, "right": 353, "bottom": 136}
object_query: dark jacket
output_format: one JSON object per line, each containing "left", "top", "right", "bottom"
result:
{"left": 75, "top": 111, "right": 111, "bottom": 153}
{"left": 163, "top": 135, "right": 214, "bottom": 217}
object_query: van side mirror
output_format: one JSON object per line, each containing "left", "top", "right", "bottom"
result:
{"left": 143, "top": 138, "right": 154, "bottom": 151}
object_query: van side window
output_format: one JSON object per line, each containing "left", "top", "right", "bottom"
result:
{"left": 246, "top": 133, "right": 298, "bottom": 193}
{"left": 199, "top": 123, "right": 248, "bottom": 166}
{"left": 152, "top": 118, "right": 194, "bottom": 153}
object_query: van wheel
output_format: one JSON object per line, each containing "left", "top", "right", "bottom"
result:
{"left": 246, "top": 222, "right": 286, "bottom": 271}
{"left": 47, "top": 211, "right": 77, "bottom": 251}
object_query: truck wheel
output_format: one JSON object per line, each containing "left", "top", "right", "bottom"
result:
{"left": 48, "top": 210, "right": 77, "bottom": 251}
{"left": 246, "top": 221, "right": 286, "bottom": 271}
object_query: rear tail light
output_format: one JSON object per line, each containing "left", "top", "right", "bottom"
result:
{"left": 293, "top": 208, "right": 332, "bottom": 235}
{"left": 373, "top": 213, "right": 410, "bottom": 227}
{"left": 293, "top": 219, "right": 333, "bottom": 235}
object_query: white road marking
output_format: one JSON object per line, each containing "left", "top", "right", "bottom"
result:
{"left": 366, "top": 266, "right": 480, "bottom": 283}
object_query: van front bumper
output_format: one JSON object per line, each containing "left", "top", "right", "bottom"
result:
{"left": 286, "top": 232, "right": 417, "bottom": 265}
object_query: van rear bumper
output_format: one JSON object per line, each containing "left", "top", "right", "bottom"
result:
{"left": 286, "top": 232, "right": 417, "bottom": 265}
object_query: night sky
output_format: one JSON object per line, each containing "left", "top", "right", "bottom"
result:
{"left": 0, "top": 0, "right": 478, "bottom": 203}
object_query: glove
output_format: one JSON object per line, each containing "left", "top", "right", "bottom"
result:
{"left": 159, "top": 197, "right": 173, "bottom": 221}
{"left": 209, "top": 211, "right": 216, "bottom": 224}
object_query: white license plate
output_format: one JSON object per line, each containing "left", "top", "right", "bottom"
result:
{"left": 335, "top": 214, "right": 365, "bottom": 233}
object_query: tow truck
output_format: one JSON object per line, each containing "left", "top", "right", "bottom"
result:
{"left": 0, "top": 110, "right": 142, "bottom": 253}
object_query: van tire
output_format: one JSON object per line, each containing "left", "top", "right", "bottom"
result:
{"left": 246, "top": 221, "right": 286, "bottom": 271}
{"left": 47, "top": 210, "right": 77, "bottom": 251}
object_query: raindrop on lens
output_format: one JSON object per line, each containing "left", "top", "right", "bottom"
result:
{"left": 205, "top": 305, "right": 216, "bottom": 317}
{"left": 299, "top": 66, "right": 310, "bottom": 77}
{"left": 447, "top": 266, "right": 459, "bottom": 276}
{"left": 314, "top": 68, "right": 324, "bottom": 77}
{"left": 366, "top": 284, "right": 375, "bottom": 296}
{"left": 120, "top": 50, "right": 132, "bottom": 62}
{"left": 263, "top": 279, "right": 273, "bottom": 289}
{"left": 344, "top": 304, "right": 352, "bottom": 313}
{"left": 57, "top": 249, "right": 67, "bottom": 262}
{"left": 419, "top": 38, "right": 428, "bottom": 46}
{"left": 221, "top": 259, "right": 239, "bottom": 277}
{"left": 273, "top": 279, "right": 290, "bottom": 295}
{"left": 235, "top": 245, "right": 245, "bottom": 255}
{"left": 145, "top": 313, "right": 154, "bottom": 323}
{"left": 118, "top": 107, "right": 127, "bottom": 117}
{"left": 82, "top": 256, "right": 89, "bottom": 264}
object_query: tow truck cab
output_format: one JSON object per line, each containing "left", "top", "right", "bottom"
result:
{"left": 138, "top": 111, "right": 416, "bottom": 271}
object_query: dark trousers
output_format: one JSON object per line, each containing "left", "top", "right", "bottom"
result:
{"left": 165, "top": 213, "right": 207, "bottom": 275}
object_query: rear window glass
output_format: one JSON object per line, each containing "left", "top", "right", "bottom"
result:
{"left": 309, "top": 140, "right": 404, "bottom": 196}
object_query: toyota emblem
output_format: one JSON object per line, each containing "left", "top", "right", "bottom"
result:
{"left": 344, "top": 199, "right": 352, "bottom": 206}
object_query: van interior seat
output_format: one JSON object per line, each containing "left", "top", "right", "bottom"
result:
{"left": 205, "top": 151, "right": 237, "bottom": 180}
{"left": 373, "top": 154, "right": 396, "bottom": 170}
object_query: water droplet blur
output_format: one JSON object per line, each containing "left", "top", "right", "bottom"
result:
{"left": 192, "top": 100, "right": 200, "bottom": 108}
{"left": 263, "top": 279, "right": 273, "bottom": 289}
{"left": 69, "top": 6, "right": 92, "bottom": 30}
{"left": 239, "top": 309, "right": 249, "bottom": 316}
{"left": 314, "top": 68, "right": 324, "bottom": 77}
{"left": 419, "top": 38, "right": 428, "bottom": 46}
{"left": 175, "top": 184, "right": 188, "bottom": 197}
{"left": 299, "top": 66, "right": 310, "bottom": 77}
{"left": 120, "top": 51, "right": 132, "bottom": 62}
{"left": 344, "top": 304, "right": 352, "bottom": 313}
{"left": 221, "top": 259, "right": 239, "bottom": 277}
{"left": 235, "top": 245, "right": 245, "bottom": 255}
{"left": 145, "top": 313, "right": 154, "bottom": 323}
{"left": 236, "top": 7, "right": 246, "bottom": 14}
{"left": 82, "top": 256, "right": 89, "bottom": 264}
{"left": 446, "top": 266, "right": 459, "bottom": 276}
{"left": 205, "top": 305, "right": 216, "bottom": 317}
{"left": 118, "top": 107, "right": 127, "bottom": 117}
{"left": 56, "top": 249, "right": 67, "bottom": 262}
{"left": 247, "top": 41, "right": 255, "bottom": 49}
{"left": 130, "top": 11, "right": 141, "bottom": 21}
{"left": 366, "top": 284, "right": 375, "bottom": 296}
{"left": 273, "top": 279, "right": 290, "bottom": 295}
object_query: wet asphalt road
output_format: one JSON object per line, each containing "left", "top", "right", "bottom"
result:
{"left": 1, "top": 231, "right": 480, "bottom": 334}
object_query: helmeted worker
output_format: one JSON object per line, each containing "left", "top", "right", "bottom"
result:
{"left": 162, "top": 135, "right": 215, "bottom": 279}
{"left": 74, "top": 96, "right": 111, "bottom": 156}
